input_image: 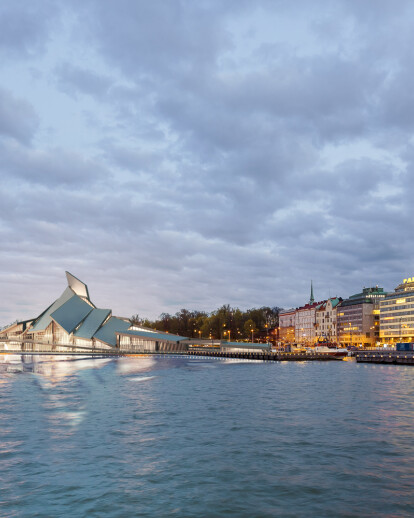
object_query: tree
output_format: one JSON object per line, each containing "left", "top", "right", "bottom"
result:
{"left": 130, "top": 314, "right": 141, "bottom": 326}
{"left": 244, "top": 319, "right": 257, "bottom": 341}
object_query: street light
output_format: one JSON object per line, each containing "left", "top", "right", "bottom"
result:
{"left": 251, "top": 328, "right": 254, "bottom": 342}
{"left": 222, "top": 323, "right": 226, "bottom": 340}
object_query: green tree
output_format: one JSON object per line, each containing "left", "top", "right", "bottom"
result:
{"left": 244, "top": 319, "right": 257, "bottom": 341}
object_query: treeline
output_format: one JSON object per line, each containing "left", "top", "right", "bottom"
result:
{"left": 131, "top": 304, "right": 281, "bottom": 340}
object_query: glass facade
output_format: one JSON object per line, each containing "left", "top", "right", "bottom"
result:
{"left": 380, "top": 280, "right": 414, "bottom": 342}
{"left": 337, "top": 287, "right": 385, "bottom": 346}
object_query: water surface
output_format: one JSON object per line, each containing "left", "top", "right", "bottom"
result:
{"left": 1, "top": 354, "right": 413, "bottom": 517}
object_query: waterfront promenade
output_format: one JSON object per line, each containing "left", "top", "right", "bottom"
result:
{"left": 4, "top": 337, "right": 414, "bottom": 364}
{"left": 0, "top": 336, "right": 342, "bottom": 361}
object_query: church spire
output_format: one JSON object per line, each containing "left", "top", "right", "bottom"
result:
{"left": 310, "top": 280, "right": 314, "bottom": 304}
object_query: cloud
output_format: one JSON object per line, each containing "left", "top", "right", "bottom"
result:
{"left": 55, "top": 62, "right": 113, "bottom": 99}
{"left": 2, "top": 0, "right": 414, "bottom": 325}
{"left": 0, "top": 140, "right": 109, "bottom": 186}
{"left": 0, "top": 88, "right": 39, "bottom": 143}
{"left": 0, "top": 0, "right": 59, "bottom": 59}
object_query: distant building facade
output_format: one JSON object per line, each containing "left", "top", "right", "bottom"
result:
{"left": 279, "top": 308, "right": 295, "bottom": 343}
{"left": 338, "top": 287, "right": 386, "bottom": 347}
{"left": 380, "top": 278, "right": 414, "bottom": 344}
{"left": 315, "top": 298, "right": 342, "bottom": 342}
{"left": 295, "top": 302, "right": 319, "bottom": 345}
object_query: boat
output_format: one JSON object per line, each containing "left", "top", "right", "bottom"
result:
{"left": 306, "top": 345, "right": 348, "bottom": 358}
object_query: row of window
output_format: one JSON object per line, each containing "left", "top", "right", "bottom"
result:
{"left": 381, "top": 297, "right": 414, "bottom": 306}
{"left": 380, "top": 316, "right": 414, "bottom": 322}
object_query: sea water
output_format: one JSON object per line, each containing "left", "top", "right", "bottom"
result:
{"left": 1, "top": 354, "right": 414, "bottom": 517}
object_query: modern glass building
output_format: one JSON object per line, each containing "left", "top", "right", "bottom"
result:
{"left": 337, "top": 287, "right": 386, "bottom": 347}
{"left": 380, "top": 278, "right": 414, "bottom": 344}
{"left": 0, "top": 272, "right": 188, "bottom": 353}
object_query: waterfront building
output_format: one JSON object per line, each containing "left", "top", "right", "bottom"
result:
{"left": 295, "top": 302, "right": 319, "bottom": 345}
{"left": 337, "top": 286, "right": 386, "bottom": 347}
{"left": 380, "top": 278, "right": 414, "bottom": 344}
{"left": 0, "top": 272, "right": 188, "bottom": 353}
{"left": 117, "top": 329, "right": 188, "bottom": 352}
{"left": 315, "top": 298, "right": 342, "bottom": 343}
{"left": 279, "top": 308, "right": 296, "bottom": 344}
{"left": 220, "top": 341, "right": 271, "bottom": 353}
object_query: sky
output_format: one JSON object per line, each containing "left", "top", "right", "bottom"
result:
{"left": 1, "top": 0, "right": 414, "bottom": 326}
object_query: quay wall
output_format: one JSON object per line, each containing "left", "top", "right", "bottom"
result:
{"left": 187, "top": 349, "right": 343, "bottom": 361}
{"left": 356, "top": 351, "right": 414, "bottom": 365}
{"left": 1, "top": 338, "right": 343, "bottom": 361}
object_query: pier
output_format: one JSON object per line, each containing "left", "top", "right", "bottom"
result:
{"left": 356, "top": 350, "right": 414, "bottom": 365}
{"left": 188, "top": 349, "right": 343, "bottom": 361}
{"left": 0, "top": 338, "right": 344, "bottom": 361}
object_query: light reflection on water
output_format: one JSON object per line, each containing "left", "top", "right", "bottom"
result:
{"left": 0, "top": 354, "right": 414, "bottom": 517}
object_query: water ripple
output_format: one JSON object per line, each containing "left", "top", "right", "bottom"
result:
{"left": 1, "top": 356, "right": 414, "bottom": 517}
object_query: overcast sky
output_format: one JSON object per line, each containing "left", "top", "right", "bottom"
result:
{"left": 1, "top": 0, "right": 414, "bottom": 325}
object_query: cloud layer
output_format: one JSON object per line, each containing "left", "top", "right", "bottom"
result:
{"left": 1, "top": 0, "right": 414, "bottom": 325}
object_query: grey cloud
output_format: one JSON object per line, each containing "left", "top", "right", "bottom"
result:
{"left": 0, "top": 1, "right": 59, "bottom": 59}
{"left": 103, "top": 143, "right": 165, "bottom": 174}
{"left": 0, "top": 88, "right": 39, "bottom": 143}
{"left": 0, "top": 141, "right": 109, "bottom": 186}
{"left": 3, "top": 0, "right": 414, "bottom": 324}
{"left": 55, "top": 62, "right": 113, "bottom": 99}
{"left": 83, "top": 0, "right": 233, "bottom": 78}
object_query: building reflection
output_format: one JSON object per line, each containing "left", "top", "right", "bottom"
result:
{"left": 0, "top": 354, "right": 112, "bottom": 382}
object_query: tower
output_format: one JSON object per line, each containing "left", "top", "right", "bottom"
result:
{"left": 310, "top": 281, "right": 314, "bottom": 305}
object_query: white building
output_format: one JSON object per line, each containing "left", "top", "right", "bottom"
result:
{"left": 315, "top": 298, "right": 342, "bottom": 343}
{"left": 295, "top": 302, "right": 319, "bottom": 345}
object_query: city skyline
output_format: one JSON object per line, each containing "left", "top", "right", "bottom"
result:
{"left": 1, "top": 1, "right": 414, "bottom": 324}
{"left": 1, "top": 269, "right": 409, "bottom": 329}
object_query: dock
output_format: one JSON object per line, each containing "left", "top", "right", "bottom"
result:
{"left": 187, "top": 349, "right": 343, "bottom": 361}
{"left": 356, "top": 350, "right": 414, "bottom": 365}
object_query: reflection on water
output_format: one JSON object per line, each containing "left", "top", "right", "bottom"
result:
{"left": 116, "top": 356, "right": 157, "bottom": 375}
{"left": 1, "top": 354, "right": 414, "bottom": 517}
{"left": 0, "top": 354, "right": 112, "bottom": 380}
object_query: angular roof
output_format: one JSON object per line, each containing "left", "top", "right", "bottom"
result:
{"left": 31, "top": 287, "right": 75, "bottom": 332}
{"left": 331, "top": 297, "right": 341, "bottom": 308}
{"left": 118, "top": 330, "right": 187, "bottom": 342}
{"left": 316, "top": 298, "right": 342, "bottom": 311}
{"left": 51, "top": 295, "right": 94, "bottom": 334}
{"left": 66, "top": 271, "right": 89, "bottom": 299}
{"left": 74, "top": 308, "right": 111, "bottom": 339}
{"left": 93, "top": 317, "right": 130, "bottom": 347}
